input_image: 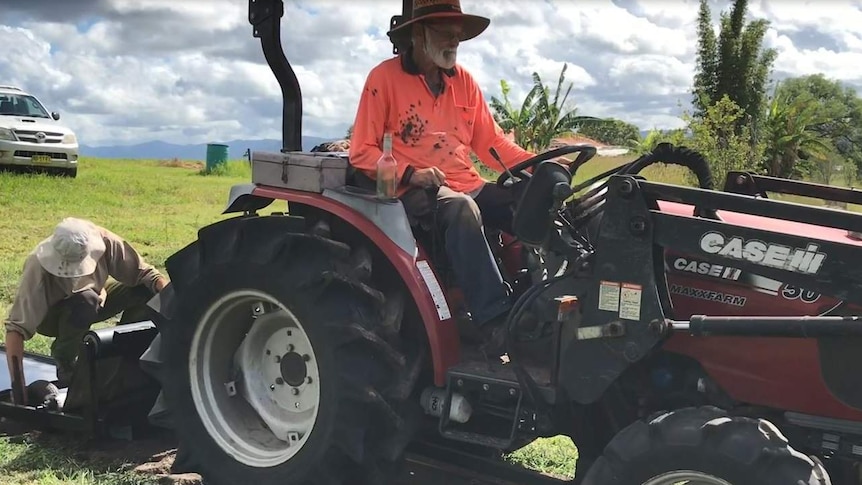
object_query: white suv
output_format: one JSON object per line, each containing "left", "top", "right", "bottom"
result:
{"left": 0, "top": 86, "right": 79, "bottom": 177}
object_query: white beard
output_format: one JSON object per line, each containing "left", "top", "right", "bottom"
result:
{"left": 424, "top": 36, "right": 457, "bottom": 69}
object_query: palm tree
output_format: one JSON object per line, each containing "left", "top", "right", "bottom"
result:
{"left": 490, "top": 64, "right": 599, "bottom": 153}
{"left": 531, "top": 64, "right": 600, "bottom": 151}
{"left": 762, "top": 83, "right": 833, "bottom": 179}
{"left": 489, "top": 79, "right": 540, "bottom": 150}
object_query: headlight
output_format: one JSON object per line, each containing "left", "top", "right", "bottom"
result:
{"left": 0, "top": 128, "right": 17, "bottom": 141}
{"left": 63, "top": 133, "right": 77, "bottom": 144}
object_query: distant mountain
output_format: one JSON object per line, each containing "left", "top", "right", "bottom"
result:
{"left": 79, "top": 136, "right": 335, "bottom": 160}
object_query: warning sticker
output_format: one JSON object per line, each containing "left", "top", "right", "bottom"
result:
{"left": 598, "top": 281, "right": 620, "bottom": 312}
{"left": 619, "top": 283, "right": 643, "bottom": 321}
{"left": 416, "top": 260, "right": 452, "bottom": 321}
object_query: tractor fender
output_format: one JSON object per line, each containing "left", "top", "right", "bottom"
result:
{"left": 221, "top": 182, "right": 275, "bottom": 214}
{"left": 247, "top": 184, "right": 461, "bottom": 386}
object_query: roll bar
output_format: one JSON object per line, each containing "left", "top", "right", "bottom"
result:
{"left": 247, "top": 0, "right": 413, "bottom": 152}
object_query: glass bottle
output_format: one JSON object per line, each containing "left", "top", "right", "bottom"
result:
{"left": 376, "top": 132, "right": 398, "bottom": 200}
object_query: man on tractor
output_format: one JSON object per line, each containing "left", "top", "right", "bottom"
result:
{"left": 3, "top": 217, "right": 168, "bottom": 402}
{"left": 349, "top": 0, "right": 545, "bottom": 354}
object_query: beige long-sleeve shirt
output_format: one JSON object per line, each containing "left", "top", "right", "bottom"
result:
{"left": 4, "top": 226, "right": 165, "bottom": 340}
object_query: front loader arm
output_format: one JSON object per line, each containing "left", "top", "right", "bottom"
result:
{"left": 561, "top": 174, "right": 862, "bottom": 405}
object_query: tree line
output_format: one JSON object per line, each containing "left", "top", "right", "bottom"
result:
{"left": 488, "top": 0, "right": 862, "bottom": 187}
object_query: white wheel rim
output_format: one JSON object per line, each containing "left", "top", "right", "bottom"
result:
{"left": 642, "top": 471, "right": 734, "bottom": 485}
{"left": 189, "top": 289, "right": 321, "bottom": 468}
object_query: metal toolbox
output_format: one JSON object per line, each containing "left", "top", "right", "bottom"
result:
{"left": 251, "top": 150, "right": 349, "bottom": 193}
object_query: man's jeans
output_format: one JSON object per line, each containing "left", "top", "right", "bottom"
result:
{"left": 35, "top": 279, "right": 155, "bottom": 384}
{"left": 401, "top": 182, "right": 515, "bottom": 327}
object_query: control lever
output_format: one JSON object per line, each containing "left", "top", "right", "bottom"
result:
{"left": 549, "top": 182, "right": 575, "bottom": 216}
{"left": 489, "top": 147, "right": 518, "bottom": 184}
{"left": 553, "top": 181, "right": 575, "bottom": 202}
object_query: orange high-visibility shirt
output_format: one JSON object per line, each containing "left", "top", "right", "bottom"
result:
{"left": 348, "top": 53, "right": 535, "bottom": 196}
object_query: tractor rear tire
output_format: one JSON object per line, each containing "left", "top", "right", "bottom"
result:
{"left": 156, "top": 215, "right": 416, "bottom": 485}
{"left": 581, "top": 406, "right": 831, "bottom": 485}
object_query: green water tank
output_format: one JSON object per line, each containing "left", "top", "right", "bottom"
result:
{"left": 205, "top": 143, "right": 229, "bottom": 172}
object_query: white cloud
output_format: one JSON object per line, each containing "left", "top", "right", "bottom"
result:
{"left": 0, "top": 0, "right": 860, "bottom": 148}
{"left": 552, "top": 2, "right": 695, "bottom": 57}
{"left": 751, "top": 1, "right": 862, "bottom": 34}
{"left": 607, "top": 55, "right": 695, "bottom": 95}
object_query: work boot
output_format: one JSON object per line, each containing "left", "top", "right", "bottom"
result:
{"left": 478, "top": 314, "right": 509, "bottom": 358}
{"left": 55, "top": 362, "right": 75, "bottom": 389}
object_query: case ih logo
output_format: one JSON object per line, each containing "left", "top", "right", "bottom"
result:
{"left": 673, "top": 257, "right": 742, "bottom": 280}
{"left": 699, "top": 231, "right": 827, "bottom": 275}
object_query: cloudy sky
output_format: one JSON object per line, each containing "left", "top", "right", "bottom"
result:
{"left": 2, "top": 0, "right": 861, "bottom": 147}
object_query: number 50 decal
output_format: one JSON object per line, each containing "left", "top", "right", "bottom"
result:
{"left": 781, "top": 285, "right": 820, "bottom": 304}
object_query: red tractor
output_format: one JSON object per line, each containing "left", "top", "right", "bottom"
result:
{"left": 142, "top": 1, "right": 862, "bottom": 484}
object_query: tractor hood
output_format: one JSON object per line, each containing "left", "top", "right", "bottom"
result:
{"left": 660, "top": 200, "right": 862, "bottom": 248}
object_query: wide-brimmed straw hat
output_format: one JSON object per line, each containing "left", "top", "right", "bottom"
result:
{"left": 35, "top": 217, "right": 106, "bottom": 278}
{"left": 388, "top": 0, "right": 490, "bottom": 42}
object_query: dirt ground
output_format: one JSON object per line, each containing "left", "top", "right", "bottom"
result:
{"left": 0, "top": 417, "right": 201, "bottom": 484}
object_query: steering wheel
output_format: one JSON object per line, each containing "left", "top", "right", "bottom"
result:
{"left": 496, "top": 144, "right": 598, "bottom": 188}
{"left": 565, "top": 142, "right": 720, "bottom": 238}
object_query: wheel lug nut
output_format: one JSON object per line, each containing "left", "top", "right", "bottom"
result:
{"left": 291, "top": 388, "right": 300, "bottom": 396}
{"left": 275, "top": 355, "right": 281, "bottom": 363}
{"left": 303, "top": 354, "right": 311, "bottom": 362}
{"left": 276, "top": 378, "right": 284, "bottom": 385}
{"left": 287, "top": 344, "right": 294, "bottom": 352}
{"left": 306, "top": 377, "right": 313, "bottom": 384}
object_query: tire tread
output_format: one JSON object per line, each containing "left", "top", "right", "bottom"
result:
{"left": 155, "top": 214, "right": 418, "bottom": 485}
{"left": 582, "top": 406, "right": 831, "bottom": 485}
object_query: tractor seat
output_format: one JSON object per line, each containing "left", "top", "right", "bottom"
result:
{"left": 341, "top": 162, "right": 458, "bottom": 282}
{"left": 345, "top": 164, "right": 377, "bottom": 193}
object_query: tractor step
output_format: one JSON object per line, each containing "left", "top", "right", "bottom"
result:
{"left": 403, "top": 438, "right": 570, "bottom": 484}
{"left": 451, "top": 354, "right": 554, "bottom": 387}
{"left": 453, "top": 350, "right": 556, "bottom": 401}
{"left": 434, "top": 356, "right": 554, "bottom": 449}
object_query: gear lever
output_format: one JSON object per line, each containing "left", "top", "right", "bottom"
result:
{"left": 489, "top": 147, "right": 518, "bottom": 183}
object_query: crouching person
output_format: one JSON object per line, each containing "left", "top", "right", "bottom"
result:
{"left": 4, "top": 217, "right": 168, "bottom": 403}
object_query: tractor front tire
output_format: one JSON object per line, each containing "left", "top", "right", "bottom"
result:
{"left": 581, "top": 406, "right": 831, "bottom": 485}
{"left": 157, "top": 215, "right": 416, "bottom": 485}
